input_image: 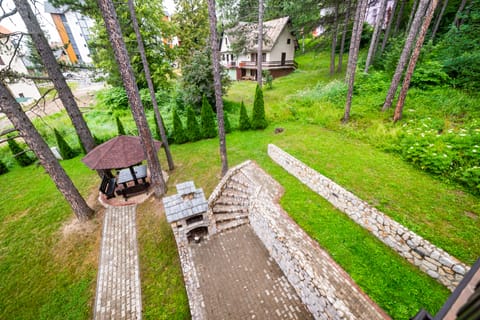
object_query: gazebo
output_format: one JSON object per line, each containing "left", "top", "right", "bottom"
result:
{"left": 82, "top": 135, "right": 162, "bottom": 200}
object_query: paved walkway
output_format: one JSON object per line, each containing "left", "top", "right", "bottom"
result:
{"left": 94, "top": 205, "right": 142, "bottom": 320}
{"left": 191, "top": 224, "right": 313, "bottom": 320}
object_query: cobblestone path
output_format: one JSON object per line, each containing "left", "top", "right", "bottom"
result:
{"left": 94, "top": 205, "right": 142, "bottom": 320}
{"left": 191, "top": 224, "right": 313, "bottom": 320}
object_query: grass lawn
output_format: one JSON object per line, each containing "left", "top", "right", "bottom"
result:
{"left": 1, "top": 49, "right": 478, "bottom": 320}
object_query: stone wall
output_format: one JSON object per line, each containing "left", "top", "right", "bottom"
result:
{"left": 268, "top": 144, "right": 469, "bottom": 291}
{"left": 210, "top": 161, "right": 389, "bottom": 319}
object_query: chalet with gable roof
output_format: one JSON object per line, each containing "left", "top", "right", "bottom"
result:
{"left": 220, "top": 16, "right": 298, "bottom": 81}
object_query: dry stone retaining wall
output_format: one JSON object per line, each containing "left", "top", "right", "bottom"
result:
{"left": 210, "top": 161, "right": 389, "bottom": 319}
{"left": 268, "top": 143, "right": 469, "bottom": 291}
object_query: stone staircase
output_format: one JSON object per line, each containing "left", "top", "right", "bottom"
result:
{"left": 208, "top": 164, "right": 253, "bottom": 233}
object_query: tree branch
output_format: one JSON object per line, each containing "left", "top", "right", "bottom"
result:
{"left": 0, "top": 7, "right": 17, "bottom": 22}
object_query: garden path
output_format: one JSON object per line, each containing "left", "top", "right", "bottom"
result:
{"left": 93, "top": 204, "right": 142, "bottom": 320}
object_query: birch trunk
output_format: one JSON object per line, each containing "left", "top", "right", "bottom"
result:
{"left": 381, "top": 0, "right": 398, "bottom": 53}
{"left": 337, "top": 0, "right": 353, "bottom": 73}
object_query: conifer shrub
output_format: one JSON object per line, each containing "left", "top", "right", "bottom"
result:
{"left": 116, "top": 116, "right": 126, "bottom": 135}
{"left": 238, "top": 101, "right": 251, "bottom": 131}
{"left": 251, "top": 85, "right": 267, "bottom": 130}
{"left": 186, "top": 105, "right": 201, "bottom": 142}
{"left": 224, "top": 112, "right": 232, "bottom": 133}
{"left": 172, "top": 108, "right": 188, "bottom": 144}
{"left": 200, "top": 96, "right": 217, "bottom": 139}
{"left": 7, "top": 137, "right": 35, "bottom": 167}
{"left": 0, "top": 160, "right": 8, "bottom": 175}
{"left": 54, "top": 128, "right": 77, "bottom": 160}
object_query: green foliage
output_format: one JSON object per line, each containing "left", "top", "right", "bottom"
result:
{"left": 262, "top": 70, "right": 273, "bottom": 89}
{"left": 54, "top": 129, "right": 77, "bottom": 160}
{"left": 180, "top": 48, "right": 231, "bottom": 110}
{"left": 115, "top": 116, "right": 126, "bottom": 135}
{"left": 238, "top": 100, "right": 251, "bottom": 131}
{"left": 0, "top": 160, "right": 8, "bottom": 175}
{"left": 97, "top": 87, "right": 129, "bottom": 111}
{"left": 7, "top": 137, "right": 35, "bottom": 167}
{"left": 224, "top": 111, "right": 232, "bottom": 133}
{"left": 186, "top": 106, "right": 201, "bottom": 142}
{"left": 172, "top": 108, "right": 188, "bottom": 144}
{"left": 251, "top": 85, "right": 267, "bottom": 130}
{"left": 436, "top": 2, "right": 480, "bottom": 91}
{"left": 410, "top": 60, "right": 450, "bottom": 89}
{"left": 88, "top": 0, "right": 175, "bottom": 88}
{"left": 200, "top": 96, "right": 217, "bottom": 139}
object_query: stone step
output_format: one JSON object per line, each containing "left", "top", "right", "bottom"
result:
{"left": 212, "top": 204, "right": 248, "bottom": 215}
{"left": 218, "top": 190, "right": 250, "bottom": 201}
{"left": 214, "top": 211, "right": 249, "bottom": 222}
{"left": 216, "top": 217, "right": 249, "bottom": 232}
{"left": 223, "top": 183, "right": 251, "bottom": 196}
{"left": 214, "top": 196, "right": 249, "bottom": 207}
{"left": 229, "top": 175, "right": 250, "bottom": 188}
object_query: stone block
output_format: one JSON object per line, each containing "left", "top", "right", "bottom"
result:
{"left": 452, "top": 264, "right": 466, "bottom": 275}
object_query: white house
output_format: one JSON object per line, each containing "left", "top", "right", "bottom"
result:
{"left": 220, "top": 16, "right": 298, "bottom": 81}
{"left": 0, "top": 25, "right": 41, "bottom": 105}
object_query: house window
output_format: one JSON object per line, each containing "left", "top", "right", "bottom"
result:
{"left": 226, "top": 54, "right": 229, "bottom": 62}
{"left": 230, "top": 54, "right": 234, "bottom": 61}
{"left": 222, "top": 54, "right": 225, "bottom": 61}
{"left": 287, "top": 38, "right": 291, "bottom": 45}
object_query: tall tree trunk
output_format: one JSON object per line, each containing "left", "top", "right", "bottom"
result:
{"left": 127, "top": 0, "right": 174, "bottom": 171}
{"left": 337, "top": 0, "right": 353, "bottom": 73}
{"left": 0, "top": 82, "right": 93, "bottom": 221}
{"left": 207, "top": 0, "right": 229, "bottom": 176}
{"left": 394, "top": 0, "right": 407, "bottom": 35}
{"left": 365, "top": 0, "right": 388, "bottom": 72}
{"left": 394, "top": 0, "right": 439, "bottom": 121}
{"left": 382, "top": 0, "right": 429, "bottom": 111}
{"left": 13, "top": 0, "right": 96, "bottom": 154}
{"left": 406, "top": 0, "right": 419, "bottom": 32}
{"left": 257, "top": 0, "right": 264, "bottom": 87}
{"left": 343, "top": 0, "right": 368, "bottom": 123}
{"left": 431, "top": 0, "right": 448, "bottom": 41}
{"left": 381, "top": 0, "right": 398, "bottom": 54}
{"left": 453, "top": 0, "right": 468, "bottom": 28}
{"left": 96, "top": 0, "right": 166, "bottom": 196}
{"left": 330, "top": 1, "right": 340, "bottom": 76}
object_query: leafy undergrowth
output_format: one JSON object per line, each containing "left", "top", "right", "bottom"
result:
{"left": 165, "top": 123, "right": 479, "bottom": 318}
{"left": 0, "top": 158, "right": 100, "bottom": 319}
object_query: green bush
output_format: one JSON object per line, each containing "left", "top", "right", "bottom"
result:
{"left": 7, "top": 137, "right": 35, "bottom": 167}
{"left": 0, "top": 160, "right": 8, "bottom": 175}
{"left": 251, "top": 85, "right": 267, "bottom": 130}
{"left": 186, "top": 106, "right": 201, "bottom": 142}
{"left": 172, "top": 108, "right": 188, "bottom": 144}
{"left": 238, "top": 101, "right": 251, "bottom": 131}
{"left": 200, "top": 96, "right": 217, "bottom": 139}
{"left": 410, "top": 61, "right": 450, "bottom": 89}
{"left": 115, "top": 116, "right": 126, "bottom": 135}
{"left": 262, "top": 70, "right": 273, "bottom": 89}
{"left": 224, "top": 112, "right": 232, "bottom": 133}
{"left": 54, "top": 129, "right": 77, "bottom": 160}
{"left": 97, "top": 87, "right": 128, "bottom": 111}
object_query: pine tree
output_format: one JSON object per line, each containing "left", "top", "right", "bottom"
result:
{"left": 116, "top": 116, "right": 126, "bottom": 135}
{"left": 224, "top": 112, "right": 232, "bottom": 133}
{"left": 0, "top": 160, "right": 9, "bottom": 175}
{"left": 186, "top": 105, "right": 201, "bottom": 141}
{"left": 200, "top": 95, "right": 218, "bottom": 139}
{"left": 172, "top": 108, "right": 188, "bottom": 144}
{"left": 77, "top": 134, "right": 87, "bottom": 154}
{"left": 7, "top": 137, "right": 35, "bottom": 167}
{"left": 54, "top": 129, "right": 77, "bottom": 160}
{"left": 251, "top": 85, "right": 267, "bottom": 129}
{"left": 239, "top": 101, "right": 251, "bottom": 131}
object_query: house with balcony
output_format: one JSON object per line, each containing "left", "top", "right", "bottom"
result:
{"left": 220, "top": 16, "right": 298, "bottom": 81}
